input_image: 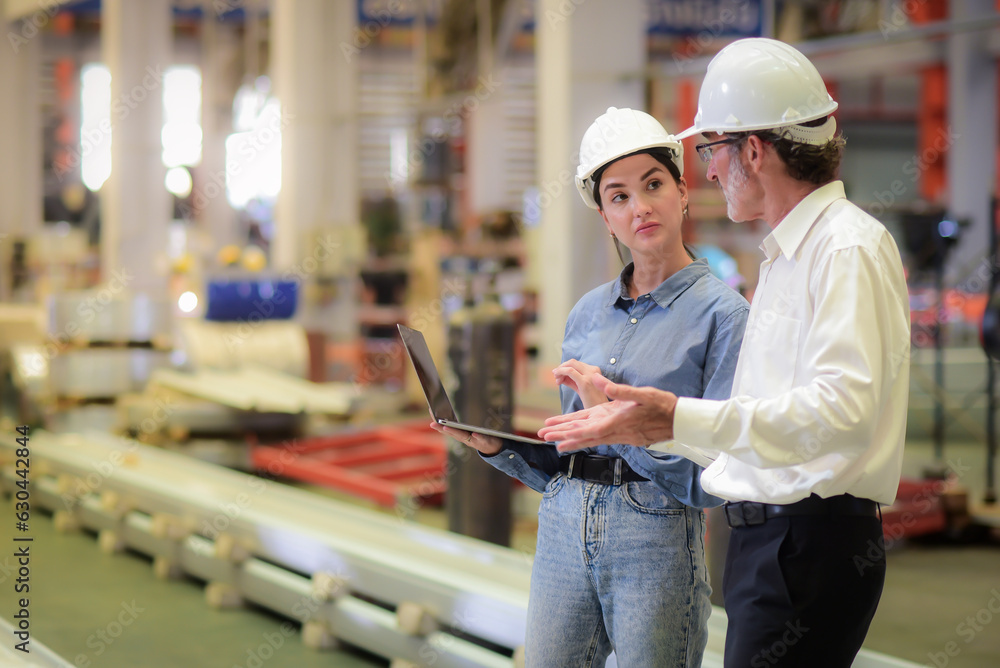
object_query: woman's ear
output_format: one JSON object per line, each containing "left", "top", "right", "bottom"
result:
{"left": 599, "top": 209, "right": 614, "bottom": 236}
{"left": 677, "top": 176, "right": 689, "bottom": 209}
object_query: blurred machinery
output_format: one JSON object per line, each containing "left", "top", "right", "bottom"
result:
{"left": 2, "top": 281, "right": 359, "bottom": 448}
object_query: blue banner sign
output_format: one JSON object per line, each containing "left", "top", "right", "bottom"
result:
{"left": 358, "top": 0, "right": 761, "bottom": 36}
{"left": 647, "top": 0, "right": 762, "bottom": 36}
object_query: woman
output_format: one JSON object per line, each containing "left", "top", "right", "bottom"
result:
{"left": 432, "top": 107, "right": 749, "bottom": 666}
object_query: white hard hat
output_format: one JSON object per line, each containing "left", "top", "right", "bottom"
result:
{"left": 676, "top": 38, "right": 838, "bottom": 142}
{"left": 575, "top": 107, "right": 683, "bottom": 210}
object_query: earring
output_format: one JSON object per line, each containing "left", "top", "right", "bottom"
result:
{"left": 610, "top": 233, "right": 616, "bottom": 239}
{"left": 683, "top": 205, "right": 689, "bottom": 217}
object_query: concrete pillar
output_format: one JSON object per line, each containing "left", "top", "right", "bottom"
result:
{"left": 467, "top": 84, "right": 510, "bottom": 217}
{"left": 0, "top": 15, "right": 43, "bottom": 294}
{"left": 946, "top": 0, "right": 997, "bottom": 285}
{"left": 272, "top": 0, "right": 361, "bottom": 339}
{"left": 532, "top": 0, "right": 646, "bottom": 369}
{"left": 99, "top": 0, "right": 172, "bottom": 292}
{"left": 199, "top": 13, "right": 239, "bottom": 249}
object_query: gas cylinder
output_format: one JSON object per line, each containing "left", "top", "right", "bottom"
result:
{"left": 445, "top": 271, "right": 514, "bottom": 546}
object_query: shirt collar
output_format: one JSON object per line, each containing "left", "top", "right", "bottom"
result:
{"left": 762, "top": 180, "right": 846, "bottom": 261}
{"left": 608, "top": 258, "right": 711, "bottom": 310}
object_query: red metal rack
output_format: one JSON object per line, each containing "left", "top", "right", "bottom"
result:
{"left": 250, "top": 421, "right": 447, "bottom": 508}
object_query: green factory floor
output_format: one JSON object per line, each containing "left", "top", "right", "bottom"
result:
{"left": 2, "top": 437, "right": 999, "bottom": 668}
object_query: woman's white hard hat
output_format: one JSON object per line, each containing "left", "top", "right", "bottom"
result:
{"left": 676, "top": 38, "right": 839, "bottom": 143}
{"left": 575, "top": 107, "right": 683, "bottom": 210}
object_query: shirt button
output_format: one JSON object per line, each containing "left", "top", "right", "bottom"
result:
{"left": 630, "top": 318, "right": 637, "bottom": 324}
{"left": 508, "top": 453, "right": 515, "bottom": 459}
{"left": 610, "top": 357, "right": 617, "bottom": 364}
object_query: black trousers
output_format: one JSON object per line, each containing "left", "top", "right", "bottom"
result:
{"left": 722, "top": 514, "right": 886, "bottom": 668}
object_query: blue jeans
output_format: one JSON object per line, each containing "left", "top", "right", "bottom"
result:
{"left": 525, "top": 473, "right": 711, "bottom": 667}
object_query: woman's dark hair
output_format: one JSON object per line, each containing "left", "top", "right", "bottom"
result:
{"left": 589, "top": 148, "right": 696, "bottom": 264}
{"left": 726, "top": 116, "right": 846, "bottom": 185}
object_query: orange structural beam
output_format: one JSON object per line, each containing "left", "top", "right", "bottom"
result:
{"left": 909, "top": 0, "right": 949, "bottom": 203}
{"left": 918, "top": 65, "right": 948, "bottom": 202}
{"left": 678, "top": 78, "right": 698, "bottom": 187}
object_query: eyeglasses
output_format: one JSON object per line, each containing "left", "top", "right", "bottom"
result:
{"left": 695, "top": 137, "right": 739, "bottom": 163}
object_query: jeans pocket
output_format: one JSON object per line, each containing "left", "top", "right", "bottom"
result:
{"left": 542, "top": 472, "right": 567, "bottom": 499}
{"left": 621, "top": 481, "right": 685, "bottom": 515}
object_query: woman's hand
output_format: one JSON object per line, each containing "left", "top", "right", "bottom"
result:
{"left": 429, "top": 422, "right": 503, "bottom": 456}
{"left": 553, "top": 359, "right": 610, "bottom": 408}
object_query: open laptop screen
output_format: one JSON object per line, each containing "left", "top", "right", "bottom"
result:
{"left": 397, "top": 324, "right": 460, "bottom": 423}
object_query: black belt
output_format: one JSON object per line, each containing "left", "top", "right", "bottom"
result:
{"left": 724, "top": 494, "right": 879, "bottom": 528}
{"left": 558, "top": 454, "right": 648, "bottom": 485}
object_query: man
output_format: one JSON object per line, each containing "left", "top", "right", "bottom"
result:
{"left": 539, "top": 38, "right": 910, "bottom": 668}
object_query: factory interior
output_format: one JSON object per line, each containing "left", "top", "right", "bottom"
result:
{"left": 1, "top": 0, "right": 1000, "bottom": 667}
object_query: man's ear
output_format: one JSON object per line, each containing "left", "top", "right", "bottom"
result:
{"left": 744, "top": 135, "right": 768, "bottom": 174}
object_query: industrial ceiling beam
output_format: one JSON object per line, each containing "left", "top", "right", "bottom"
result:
{"left": 4, "top": 0, "right": 74, "bottom": 22}
{"left": 655, "top": 15, "right": 1000, "bottom": 81}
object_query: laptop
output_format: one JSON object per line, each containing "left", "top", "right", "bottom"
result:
{"left": 397, "top": 324, "right": 548, "bottom": 445}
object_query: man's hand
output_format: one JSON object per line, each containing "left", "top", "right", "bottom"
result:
{"left": 429, "top": 422, "right": 503, "bottom": 456}
{"left": 538, "top": 376, "right": 678, "bottom": 453}
{"left": 552, "top": 359, "right": 609, "bottom": 408}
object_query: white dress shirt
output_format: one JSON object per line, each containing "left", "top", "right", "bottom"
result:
{"left": 652, "top": 181, "right": 910, "bottom": 505}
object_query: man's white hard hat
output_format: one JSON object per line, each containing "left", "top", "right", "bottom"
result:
{"left": 575, "top": 107, "right": 683, "bottom": 210}
{"left": 676, "top": 38, "right": 839, "bottom": 144}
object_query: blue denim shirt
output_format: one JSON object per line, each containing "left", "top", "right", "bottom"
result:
{"left": 485, "top": 258, "right": 749, "bottom": 509}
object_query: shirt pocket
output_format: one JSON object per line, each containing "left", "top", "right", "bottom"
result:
{"left": 740, "top": 312, "right": 801, "bottom": 398}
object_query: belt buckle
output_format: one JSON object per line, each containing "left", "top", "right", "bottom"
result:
{"left": 724, "top": 503, "right": 742, "bottom": 528}
{"left": 743, "top": 502, "right": 767, "bottom": 526}
{"left": 613, "top": 458, "right": 623, "bottom": 486}
{"left": 566, "top": 453, "right": 578, "bottom": 480}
